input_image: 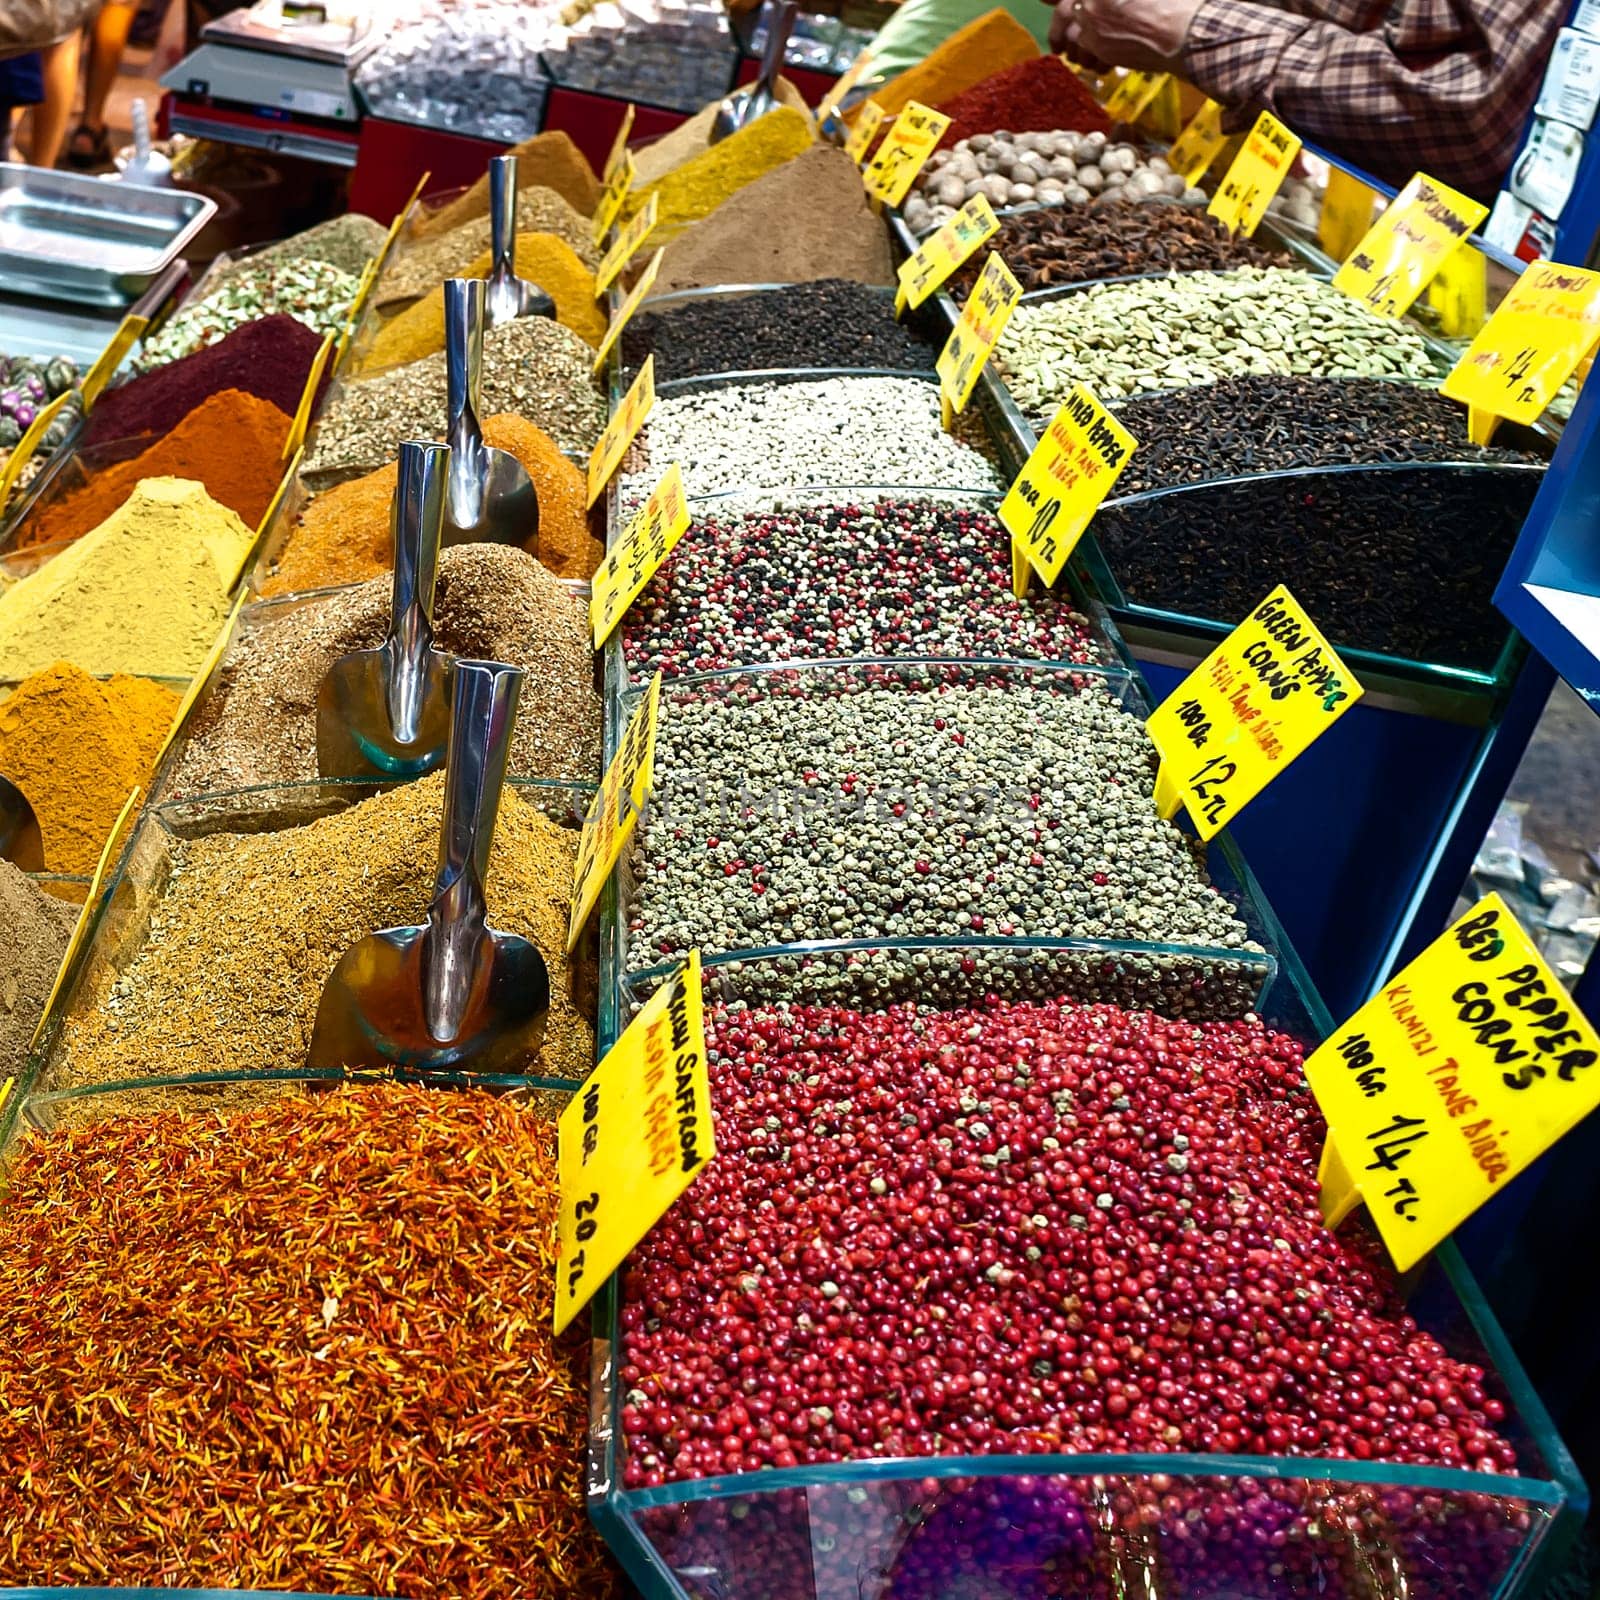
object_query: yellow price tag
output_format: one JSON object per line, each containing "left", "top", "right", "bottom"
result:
{"left": 377, "top": 170, "right": 430, "bottom": 277}
{"left": 844, "top": 99, "right": 885, "bottom": 164}
{"left": 818, "top": 48, "right": 877, "bottom": 125}
{"left": 1140, "top": 75, "right": 1182, "bottom": 139}
{"left": 1332, "top": 172, "right": 1488, "bottom": 319}
{"left": 999, "top": 384, "right": 1135, "bottom": 597}
{"left": 1104, "top": 70, "right": 1168, "bottom": 124}
{"left": 586, "top": 354, "right": 655, "bottom": 508}
{"left": 555, "top": 950, "right": 714, "bottom": 1334}
{"left": 1147, "top": 585, "right": 1362, "bottom": 839}
{"left": 604, "top": 104, "right": 636, "bottom": 182}
{"left": 1167, "top": 98, "right": 1226, "bottom": 186}
{"left": 590, "top": 462, "right": 690, "bottom": 647}
{"left": 1441, "top": 260, "right": 1600, "bottom": 426}
{"left": 1207, "top": 110, "right": 1301, "bottom": 237}
{"left": 862, "top": 99, "right": 952, "bottom": 208}
{"left": 1429, "top": 244, "right": 1488, "bottom": 338}
{"left": 80, "top": 314, "right": 149, "bottom": 409}
{"left": 1319, "top": 166, "right": 1382, "bottom": 263}
{"left": 1306, "top": 892, "right": 1600, "bottom": 1271}
{"left": 335, "top": 258, "right": 378, "bottom": 368}
{"left": 895, "top": 193, "right": 999, "bottom": 313}
{"left": 593, "top": 247, "right": 664, "bottom": 376}
{"left": 568, "top": 671, "right": 662, "bottom": 949}
{"left": 593, "top": 151, "right": 637, "bottom": 245}
{"left": 283, "top": 334, "right": 334, "bottom": 459}
{"left": 595, "top": 192, "right": 659, "bottom": 297}
{"left": 0, "top": 390, "right": 73, "bottom": 506}
{"left": 936, "top": 251, "right": 1022, "bottom": 416}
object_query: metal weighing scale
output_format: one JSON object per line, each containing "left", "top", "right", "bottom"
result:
{"left": 161, "top": 2, "right": 384, "bottom": 166}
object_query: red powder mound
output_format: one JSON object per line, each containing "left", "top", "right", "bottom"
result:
{"left": 935, "top": 55, "right": 1112, "bottom": 149}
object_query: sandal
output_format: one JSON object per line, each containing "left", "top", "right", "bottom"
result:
{"left": 65, "top": 122, "right": 111, "bottom": 171}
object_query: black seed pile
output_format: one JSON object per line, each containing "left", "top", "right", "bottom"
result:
{"left": 620, "top": 496, "right": 1106, "bottom": 681}
{"left": 1110, "top": 377, "right": 1545, "bottom": 497}
{"left": 1089, "top": 465, "right": 1540, "bottom": 670}
{"left": 624, "top": 667, "right": 1257, "bottom": 977}
{"left": 952, "top": 201, "right": 1290, "bottom": 299}
{"left": 620, "top": 280, "right": 937, "bottom": 381}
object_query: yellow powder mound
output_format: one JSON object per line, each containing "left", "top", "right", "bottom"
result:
{"left": 847, "top": 11, "right": 1039, "bottom": 124}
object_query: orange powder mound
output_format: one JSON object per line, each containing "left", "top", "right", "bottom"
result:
{"left": 261, "top": 414, "right": 600, "bottom": 596}
{"left": 18, "top": 390, "right": 290, "bottom": 550}
{"left": 416, "top": 133, "right": 601, "bottom": 231}
{"left": 847, "top": 10, "right": 1039, "bottom": 125}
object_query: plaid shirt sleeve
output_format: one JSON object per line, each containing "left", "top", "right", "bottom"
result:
{"left": 1181, "top": 0, "right": 1565, "bottom": 195}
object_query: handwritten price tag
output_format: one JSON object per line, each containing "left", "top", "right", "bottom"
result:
{"left": 844, "top": 99, "right": 885, "bottom": 164}
{"left": 595, "top": 192, "right": 659, "bottom": 296}
{"left": 1318, "top": 166, "right": 1381, "bottom": 264}
{"left": 592, "top": 246, "right": 663, "bottom": 376}
{"left": 895, "top": 193, "right": 999, "bottom": 313}
{"left": 1167, "top": 98, "right": 1226, "bottom": 186}
{"left": 1441, "top": 259, "right": 1600, "bottom": 426}
{"left": 568, "top": 671, "right": 661, "bottom": 949}
{"left": 586, "top": 353, "right": 655, "bottom": 507}
{"left": 1428, "top": 244, "right": 1488, "bottom": 338}
{"left": 593, "top": 150, "right": 637, "bottom": 245}
{"left": 1307, "top": 892, "right": 1600, "bottom": 1271}
{"left": 936, "top": 251, "right": 1022, "bottom": 416}
{"left": 862, "top": 100, "right": 952, "bottom": 207}
{"left": 999, "top": 384, "right": 1135, "bottom": 597}
{"left": 1332, "top": 172, "right": 1488, "bottom": 319}
{"left": 555, "top": 950, "right": 714, "bottom": 1333}
{"left": 591, "top": 463, "right": 690, "bottom": 647}
{"left": 1147, "top": 585, "right": 1362, "bottom": 839}
{"left": 1207, "top": 110, "right": 1300, "bottom": 237}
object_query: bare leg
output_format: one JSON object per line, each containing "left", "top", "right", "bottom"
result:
{"left": 28, "top": 33, "right": 80, "bottom": 169}
{"left": 83, "top": 1, "right": 136, "bottom": 136}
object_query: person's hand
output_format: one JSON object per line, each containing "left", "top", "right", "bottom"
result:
{"left": 1050, "top": 0, "right": 1204, "bottom": 73}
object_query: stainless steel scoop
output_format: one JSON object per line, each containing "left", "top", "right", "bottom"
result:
{"left": 315, "top": 439, "right": 454, "bottom": 780}
{"left": 0, "top": 773, "right": 44, "bottom": 871}
{"left": 442, "top": 276, "right": 540, "bottom": 551}
{"left": 484, "top": 154, "right": 557, "bottom": 327}
{"left": 305, "top": 658, "right": 551, "bottom": 1076}
{"left": 712, "top": 1, "right": 797, "bottom": 143}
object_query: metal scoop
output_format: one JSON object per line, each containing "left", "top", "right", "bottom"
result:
{"left": 712, "top": 0, "right": 797, "bottom": 143}
{"left": 442, "top": 276, "right": 540, "bottom": 551}
{"left": 484, "top": 154, "right": 556, "bottom": 327}
{"left": 315, "top": 439, "right": 454, "bottom": 780}
{"left": 306, "top": 658, "right": 551, "bottom": 1076}
{"left": 0, "top": 773, "right": 44, "bottom": 871}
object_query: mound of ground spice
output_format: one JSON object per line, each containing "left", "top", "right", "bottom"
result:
{"left": 359, "top": 234, "right": 605, "bottom": 370}
{"left": 19, "top": 390, "right": 290, "bottom": 549}
{"left": 82, "top": 315, "right": 328, "bottom": 452}
{"left": 653, "top": 147, "right": 894, "bottom": 294}
{"left": 46, "top": 774, "right": 594, "bottom": 1092}
{"left": 260, "top": 415, "right": 600, "bottom": 596}
{"left": 848, "top": 8, "right": 1038, "bottom": 123}
{"left": 0, "top": 859, "right": 76, "bottom": 1084}
{"left": 0, "top": 1085, "right": 621, "bottom": 1596}
{"left": 173, "top": 543, "right": 600, "bottom": 795}
{"left": 0, "top": 663, "right": 178, "bottom": 875}
{"left": 935, "top": 54, "right": 1111, "bottom": 148}
{"left": 416, "top": 131, "right": 601, "bottom": 231}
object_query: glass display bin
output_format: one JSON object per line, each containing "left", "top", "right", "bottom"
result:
{"left": 17, "top": 777, "right": 598, "bottom": 1118}
{"left": 588, "top": 929, "right": 1587, "bottom": 1600}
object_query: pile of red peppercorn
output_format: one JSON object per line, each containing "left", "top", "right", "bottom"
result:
{"left": 620, "top": 996, "right": 1516, "bottom": 1488}
{"left": 934, "top": 56, "right": 1112, "bottom": 151}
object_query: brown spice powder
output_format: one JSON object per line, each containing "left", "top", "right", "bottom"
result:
{"left": 48, "top": 773, "right": 595, "bottom": 1093}
{"left": 172, "top": 544, "right": 601, "bottom": 795}
{"left": 0, "top": 860, "right": 77, "bottom": 1084}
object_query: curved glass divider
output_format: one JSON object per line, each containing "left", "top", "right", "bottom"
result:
{"left": 607, "top": 657, "right": 1300, "bottom": 1027}
{"left": 1075, "top": 460, "right": 1545, "bottom": 689}
{"left": 18, "top": 776, "right": 598, "bottom": 1116}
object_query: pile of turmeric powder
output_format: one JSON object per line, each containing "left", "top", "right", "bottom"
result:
{"left": 359, "top": 234, "right": 604, "bottom": 371}
{"left": 261, "top": 414, "right": 601, "bottom": 597}
{"left": 0, "top": 662, "right": 178, "bottom": 875}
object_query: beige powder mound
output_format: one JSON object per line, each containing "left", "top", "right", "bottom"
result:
{"left": 633, "top": 79, "right": 815, "bottom": 187}
{"left": 655, "top": 146, "right": 894, "bottom": 293}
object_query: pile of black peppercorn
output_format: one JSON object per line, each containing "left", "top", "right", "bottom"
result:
{"left": 620, "top": 280, "right": 937, "bottom": 381}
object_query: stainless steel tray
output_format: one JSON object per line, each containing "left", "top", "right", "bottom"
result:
{"left": 0, "top": 164, "right": 216, "bottom": 309}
